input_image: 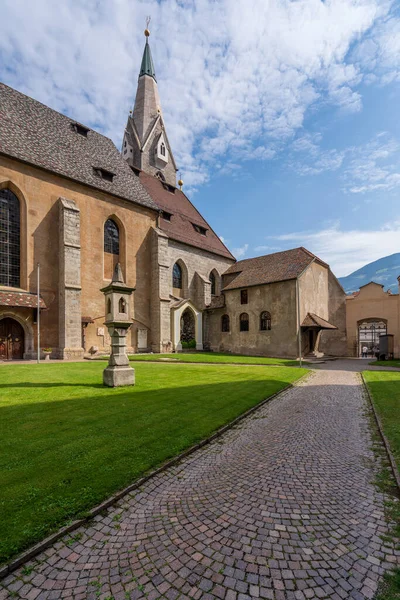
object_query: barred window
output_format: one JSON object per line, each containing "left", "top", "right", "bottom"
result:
{"left": 104, "top": 219, "right": 119, "bottom": 255}
{"left": 260, "top": 311, "right": 271, "bottom": 331}
{"left": 221, "top": 314, "right": 230, "bottom": 332}
{"left": 173, "top": 263, "right": 182, "bottom": 289}
{"left": 240, "top": 313, "right": 249, "bottom": 332}
{"left": 0, "top": 189, "right": 20, "bottom": 287}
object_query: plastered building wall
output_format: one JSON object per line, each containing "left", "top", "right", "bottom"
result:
{"left": 205, "top": 280, "right": 298, "bottom": 357}
{"left": 0, "top": 156, "right": 157, "bottom": 357}
{"left": 320, "top": 270, "right": 347, "bottom": 356}
{"left": 346, "top": 282, "right": 400, "bottom": 357}
{"left": 298, "top": 261, "right": 329, "bottom": 322}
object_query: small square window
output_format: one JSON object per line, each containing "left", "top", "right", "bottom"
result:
{"left": 72, "top": 122, "right": 89, "bottom": 137}
{"left": 161, "top": 211, "right": 172, "bottom": 221}
{"left": 94, "top": 168, "right": 115, "bottom": 183}
{"left": 240, "top": 289, "right": 248, "bottom": 304}
{"left": 192, "top": 223, "right": 207, "bottom": 235}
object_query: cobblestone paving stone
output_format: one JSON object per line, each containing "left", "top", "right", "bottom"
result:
{"left": 1, "top": 367, "right": 399, "bottom": 599}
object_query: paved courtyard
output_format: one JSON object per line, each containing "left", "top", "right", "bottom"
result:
{"left": 1, "top": 365, "right": 399, "bottom": 599}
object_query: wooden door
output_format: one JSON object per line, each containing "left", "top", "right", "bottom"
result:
{"left": 0, "top": 318, "right": 24, "bottom": 359}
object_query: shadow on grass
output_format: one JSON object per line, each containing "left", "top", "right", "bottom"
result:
{"left": 0, "top": 377, "right": 296, "bottom": 563}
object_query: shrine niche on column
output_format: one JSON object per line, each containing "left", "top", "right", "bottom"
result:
{"left": 100, "top": 263, "right": 135, "bottom": 387}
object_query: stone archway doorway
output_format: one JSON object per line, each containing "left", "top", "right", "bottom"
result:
{"left": 180, "top": 308, "right": 195, "bottom": 343}
{"left": 0, "top": 318, "right": 25, "bottom": 359}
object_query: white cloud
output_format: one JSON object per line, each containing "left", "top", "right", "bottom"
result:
{"left": 0, "top": 0, "right": 396, "bottom": 188}
{"left": 270, "top": 221, "right": 400, "bottom": 276}
{"left": 232, "top": 243, "right": 249, "bottom": 259}
{"left": 288, "top": 131, "right": 400, "bottom": 194}
{"left": 254, "top": 245, "right": 282, "bottom": 253}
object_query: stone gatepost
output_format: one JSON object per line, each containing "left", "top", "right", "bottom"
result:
{"left": 100, "top": 263, "right": 135, "bottom": 387}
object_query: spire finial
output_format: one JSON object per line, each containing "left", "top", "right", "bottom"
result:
{"left": 144, "top": 16, "right": 151, "bottom": 38}
{"left": 178, "top": 171, "right": 184, "bottom": 190}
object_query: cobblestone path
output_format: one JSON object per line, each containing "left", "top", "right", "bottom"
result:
{"left": 1, "top": 368, "right": 399, "bottom": 600}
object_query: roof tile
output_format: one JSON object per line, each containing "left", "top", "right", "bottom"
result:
{"left": 139, "top": 171, "right": 235, "bottom": 260}
{"left": 0, "top": 82, "right": 157, "bottom": 211}
{"left": 222, "top": 247, "right": 326, "bottom": 290}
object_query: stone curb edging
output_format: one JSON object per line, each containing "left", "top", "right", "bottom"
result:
{"left": 361, "top": 373, "right": 400, "bottom": 491}
{"left": 0, "top": 370, "right": 311, "bottom": 581}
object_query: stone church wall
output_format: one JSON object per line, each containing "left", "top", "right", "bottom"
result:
{"left": 150, "top": 232, "right": 234, "bottom": 352}
{"left": 0, "top": 156, "right": 157, "bottom": 356}
{"left": 205, "top": 280, "right": 298, "bottom": 357}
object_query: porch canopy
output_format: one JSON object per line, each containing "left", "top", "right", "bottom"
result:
{"left": 301, "top": 313, "right": 337, "bottom": 330}
{"left": 0, "top": 290, "right": 46, "bottom": 309}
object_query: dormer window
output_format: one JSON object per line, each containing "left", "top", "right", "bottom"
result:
{"left": 94, "top": 168, "right": 115, "bottom": 182}
{"left": 192, "top": 223, "right": 207, "bottom": 236}
{"left": 161, "top": 211, "right": 172, "bottom": 221}
{"left": 72, "top": 122, "right": 89, "bottom": 137}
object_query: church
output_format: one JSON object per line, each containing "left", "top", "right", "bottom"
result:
{"left": 0, "top": 28, "right": 348, "bottom": 360}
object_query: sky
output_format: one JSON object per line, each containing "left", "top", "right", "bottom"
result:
{"left": 1, "top": 0, "right": 400, "bottom": 277}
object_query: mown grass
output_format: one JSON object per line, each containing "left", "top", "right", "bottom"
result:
{"left": 370, "top": 360, "right": 400, "bottom": 369}
{"left": 126, "top": 352, "right": 303, "bottom": 366}
{"left": 364, "top": 370, "right": 400, "bottom": 599}
{"left": 0, "top": 361, "right": 306, "bottom": 563}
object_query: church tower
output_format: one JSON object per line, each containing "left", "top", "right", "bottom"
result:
{"left": 122, "top": 27, "right": 177, "bottom": 187}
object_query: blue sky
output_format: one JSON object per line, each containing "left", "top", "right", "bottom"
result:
{"left": 1, "top": 0, "right": 400, "bottom": 276}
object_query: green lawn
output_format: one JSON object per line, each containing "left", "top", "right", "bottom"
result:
{"left": 370, "top": 360, "right": 400, "bottom": 369}
{"left": 0, "top": 361, "right": 306, "bottom": 563}
{"left": 127, "top": 352, "right": 303, "bottom": 366}
{"left": 363, "top": 370, "right": 400, "bottom": 600}
{"left": 364, "top": 370, "right": 400, "bottom": 471}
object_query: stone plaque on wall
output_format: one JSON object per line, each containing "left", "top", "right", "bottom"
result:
{"left": 138, "top": 328, "right": 148, "bottom": 350}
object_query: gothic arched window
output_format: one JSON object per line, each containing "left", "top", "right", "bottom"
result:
{"left": 240, "top": 313, "right": 249, "bottom": 332}
{"left": 221, "top": 314, "right": 230, "bottom": 332}
{"left": 260, "top": 311, "right": 271, "bottom": 331}
{"left": 160, "top": 142, "right": 166, "bottom": 157}
{"left": 210, "top": 272, "right": 216, "bottom": 296}
{"left": 104, "top": 219, "right": 119, "bottom": 255}
{"left": 173, "top": 262, "right": 182, "bottom": 289}
{"left": 0, "top": 188, "right": 20, "bottom": 288}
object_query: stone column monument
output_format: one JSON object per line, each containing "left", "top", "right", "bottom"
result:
{"left": 100, "top": 263, "right": 135, "bottom": 387}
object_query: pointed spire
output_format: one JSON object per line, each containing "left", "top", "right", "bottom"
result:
{"left": 139, "top": 32, "right": 156, "bottom": 80}
{"left": 112, "top": 262, "right": 125, "bottom": 284}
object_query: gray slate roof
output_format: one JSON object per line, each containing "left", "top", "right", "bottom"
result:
{"left": 0, "top": 82, "right": 157, "bottom": 211}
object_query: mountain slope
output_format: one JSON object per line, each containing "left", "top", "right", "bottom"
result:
{"left": 339, "top": 253, "right": 400, "bottom": 294}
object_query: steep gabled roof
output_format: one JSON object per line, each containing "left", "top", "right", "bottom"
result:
{"left": 0, "top": 82, "right": 157, "bottom": 211}
{"left": 138, "top": 171, "right": 235, "bottom": 260}
{"left": 222, "top": 247, "right": 327, "bottom": 290}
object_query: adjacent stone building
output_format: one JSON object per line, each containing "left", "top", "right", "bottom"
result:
{"left": 0, "top": 29, "right": 348, "bottom": 360}
{"left": 205, "top": 248, "right": 347, "bottom": 357}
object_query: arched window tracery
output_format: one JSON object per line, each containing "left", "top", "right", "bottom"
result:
{"left": 173, "top": 262, "right": 183, "bottom": 289}
{"left": 0, "top": 189, "right": 20, "bottom": 288}
{"left": 104, "top": 219, "right": 119, "bottom": 255}
{"left": 210, "top": 272, "right": 216, "bottom": 296}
